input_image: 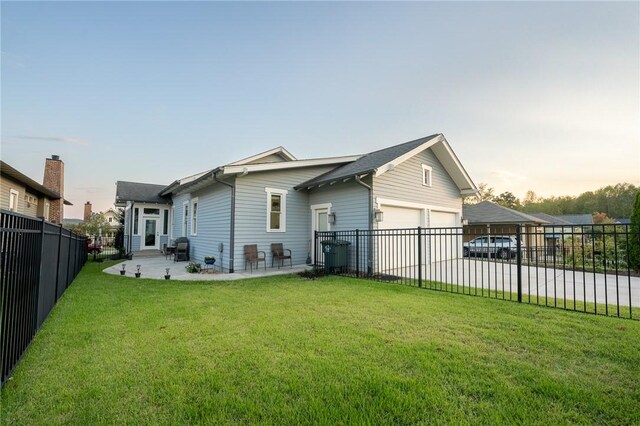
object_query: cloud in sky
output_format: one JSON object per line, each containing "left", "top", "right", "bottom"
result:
{"left": 14, "top": 136, "right": 89, "bottom": 146}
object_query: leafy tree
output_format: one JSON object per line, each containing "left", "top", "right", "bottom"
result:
{"left": 77, "top": 213, "right": 110, "bottom": 237}
{"left": 519, "top": 182, "right": 638, "bottom": 217}
{"left": 463, "top": 182, "right": 495, "bottom": 205}
{"left": 113, "top": 208, "right": 125, "bottom": 249}
{"left": 494, "top": 192, "right": 521, "bottom": 210}
{"left": 522, "top": 190, "right": 540, "bottom": 206}
{"left": 628, "top": 191, "right": 640, "bottom": 271}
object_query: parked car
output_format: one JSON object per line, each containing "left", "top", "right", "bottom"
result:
{"left": 87, "top": 241, "right": 102, "bottom": 254}
{"left": 463, "top": 235, "right": 524, "bottom": 260}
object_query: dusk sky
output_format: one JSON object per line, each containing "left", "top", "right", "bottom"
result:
{"left": 2, "top": 1, "right": 638, "bottom": 219}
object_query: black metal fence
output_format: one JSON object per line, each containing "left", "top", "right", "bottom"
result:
{"left": 315, "top": 223, "right": 640, "bottom": 320}
{"left": 1, "top": 210, "right": 87, "bottom": 386}
{"left": 86, "top": 234, "right": 128, "bottom": 261}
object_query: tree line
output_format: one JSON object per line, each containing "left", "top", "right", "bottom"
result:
{"left": 464, "top": 182, "right": 639, "bottom": 219}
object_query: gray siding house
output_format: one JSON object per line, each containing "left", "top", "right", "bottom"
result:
{"left": 115, "top": 134, "right": 477, "bottom": 273}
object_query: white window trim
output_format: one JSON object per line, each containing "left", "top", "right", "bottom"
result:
{"left": 9, "top": 189, "right": 19, "bottom": 212}
{"left": 44, "top": 202, "right": 50, "bottom": 221}
{"left": 265, "top": 187, "right": 288, "bottom": 233}
{"left": 170, "top": 206, "right": 175, "bottom": 240}
{"left": 422, "top": 164, "right": 433, "bottom": 187}
{"left": 133, "top": 207, "right": 140, "bottom": 235}
{"left": 162, "top": 209, "right": 169, "bottom": 236}
{"left": 190, "top": 197, "right": 199, "bottom": 236}
{"left": 182, "top": 201, "right": 188, "bottom": 237}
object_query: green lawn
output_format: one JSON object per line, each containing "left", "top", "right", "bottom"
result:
{"left": 2, "top": 262, "right": 639, "bottom": 425}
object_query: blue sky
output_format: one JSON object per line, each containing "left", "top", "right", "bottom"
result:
{"left": 2, "top": 1, "right": 638, "bottom": 218}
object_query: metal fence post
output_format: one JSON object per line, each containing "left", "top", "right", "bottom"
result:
{"left": 417, "top": 226, "right": 423, "bottom": 288}
{"left": 34, "top": 218, "right": 46, "bottom": 331}
{"left": 516, "top": 224, "right": 522, "bottom": 303}
{"left": 54, "top": 224, "right": 63, "bottom": 302}
{"left": 355, "top": 229, "right": 360, "bottom": 278}
{"left": 314, "top": 231, "right": 318, "bottom": 267}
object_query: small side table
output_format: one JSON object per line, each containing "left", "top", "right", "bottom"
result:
{"left": 165, "top": 246, "right": 176, "bottom": 260}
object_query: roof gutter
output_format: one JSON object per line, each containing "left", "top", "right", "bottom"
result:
{"left": 213, "top": 171, "right": 236, "bottom": 273}
{"left": 354, "top": 175, "right": 374, "bottom": 274}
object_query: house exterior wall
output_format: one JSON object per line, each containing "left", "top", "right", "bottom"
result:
{"left": 123, "top": 201, "right": 171, "bottom": 252}
{"left": 1, "top": 175, "right": 52, "bottom": 220}
{"left": 308, "top": 179, "right": 370, "bottom": 231}
{"left": 171, "top": 193, "right": 191, "bottom": 239}
{"left": 233, "top": 166, "right": 335, "bottom": 269}
{"left": 373, "top": 148, "right": 462, "bottom": 227}
{"left": 186, "top": 182, "right": 233, "bottom": 271}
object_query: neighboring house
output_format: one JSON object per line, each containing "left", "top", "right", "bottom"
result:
{"left": 83, "top": 202, "right": 122, "bottom": 238}
{"left": 103, "top": 209, "right": 122, "bottom": 237}
{"left": 1, "top": 156, "right": 72, "bottom": 223}
{"left": 553, "top": 214, "right": 594, "bottom": 225}
{"left": 115, "top": 134, "right": 478, "bottom": 272}
{"left": 462, "top": 201, "right": 548, "bottom": 255}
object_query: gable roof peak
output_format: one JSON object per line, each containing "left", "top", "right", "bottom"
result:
{"left": 227, "top": 146, "right": 296, "bottom": 166}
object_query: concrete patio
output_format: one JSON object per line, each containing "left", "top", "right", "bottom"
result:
{"left": 103, "top": 254, "right": 312, "bottom": 281}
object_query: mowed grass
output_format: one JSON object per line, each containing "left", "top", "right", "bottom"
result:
{"left": 2, "top": 262, "right": 640, "bottom": 425}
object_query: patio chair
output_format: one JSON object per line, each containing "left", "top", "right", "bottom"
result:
{"left": 174, "top": 242, "right": 189, "bottom": 262}
{"left": 271, "top": 243, "right": 292, "bottom": 268}
{"left": 244, "top": 244, "right": 266, "bottom": 272}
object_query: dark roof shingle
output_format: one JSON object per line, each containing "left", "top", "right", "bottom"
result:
{"left": 295, "top": 134, "right": 440, "bottom": 189}
{"left": 463, "top": 201, "right": 548, "bottom": 225}
{"left": 115, "top": 181, "right": 169, "bottom": 205}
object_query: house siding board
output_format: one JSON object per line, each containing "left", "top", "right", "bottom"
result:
{"left": 172, "top": 194, "right": 191, "bottom": 238}
{"left": 373, "top": 148, "right": 462, "bottom": 227}
{"left": 309, "top": 180, "right": 370, "bottom": 270}
{"left": 309, "top": 180, "right": 369, "bottom": 231}
{"left": 1, "top": 176, "right": 26, "bottom": 213}
{"left": 187, "top": 183, "right": 232, "bottom": 271}
{"left": 132, "top": 235, "right": 141, "bottom": 251}
{"left": 234, "top": 166, "right": 334, "bottom": 269}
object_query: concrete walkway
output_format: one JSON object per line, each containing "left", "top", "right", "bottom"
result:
{"left": 103, "top": 254, "right": 312, "bottom": 281}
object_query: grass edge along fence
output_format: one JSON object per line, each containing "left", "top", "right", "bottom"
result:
{"left": 1, "top": 210, "right": 87, "bottom": 386}
{"left": 315, "top": 223, "right": 640, "bottom": 320}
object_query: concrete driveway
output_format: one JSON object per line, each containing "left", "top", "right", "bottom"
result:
{"left": 381, "top": 258, "right": 640, "bottom": 308}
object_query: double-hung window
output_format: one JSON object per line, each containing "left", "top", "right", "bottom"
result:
{"left": 422, "top": 164, "right": 433, "bottom": 187}
{"left": 9, "top": 189, "right": 18, "bottom": 212}
{"left": 265, "top": 188, "right": 288, "bottom": 232}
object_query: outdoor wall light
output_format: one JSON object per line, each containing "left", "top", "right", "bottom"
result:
{"left": 328, "top": 212, "right": 336, "bottom": 224}
{"left": 374, "top": 209, "right": 384, "bottom": 223}
{"left": 462, "top": 219, "right": 469, "bottom": 226}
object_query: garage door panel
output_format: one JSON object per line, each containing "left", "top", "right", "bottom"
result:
{"left": 428, "top": 210, "right": 461, "bottom": 263}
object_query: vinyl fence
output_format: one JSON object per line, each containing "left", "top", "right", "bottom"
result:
{"left": 315, "top": 223, "right": 640, "bottom": 320}
{"left": 1, "top": 210, "right": 87, "bottom": 386}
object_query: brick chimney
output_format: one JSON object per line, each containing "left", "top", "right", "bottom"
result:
{"left": 43, "top": 155, "right": 64, "bottom": 224}
{"left": 84, "top": 202, "right": 92, "bottom": 222}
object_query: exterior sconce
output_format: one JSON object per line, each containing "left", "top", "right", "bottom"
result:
{"left": 373, "top": 209, "right": 384, "bottom": 223}
{"left": 328, "top": 212, "right": 336, "bottom": 225}
{"left": 462, "top": 219, "right": 469, "bottom": 226}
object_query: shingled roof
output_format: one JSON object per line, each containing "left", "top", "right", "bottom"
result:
{"left": 463, "top": 201, "right": 548, "bottom": 225}
{"left": 115, "top": 181, "right": 169, "bottom": 206}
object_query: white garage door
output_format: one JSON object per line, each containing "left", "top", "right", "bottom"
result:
{"left": 428, "top": 210, "right": 461, "bottom": 263}
{"left": 430, "top": 211, "right": 458, "bottom": 228}
{"left": 377, "top": 205, "right": 423, "bottom": 275}
{"left": 379, "top": 206, "right": 422, "bottom": 229}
